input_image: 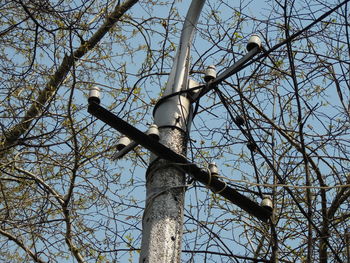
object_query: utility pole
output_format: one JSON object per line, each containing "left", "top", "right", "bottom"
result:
{"left": 139, "top": 1, "right": 205, "bottom": 262}
{"left": 346, "top": 228, "right": 350, "bottom": 263}
{"left": 87, "top": 1, "right": 271, "bottom": 262}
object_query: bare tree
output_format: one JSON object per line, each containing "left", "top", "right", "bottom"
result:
{"left": 0, "top": 0, "right": 349, "bottom": 262}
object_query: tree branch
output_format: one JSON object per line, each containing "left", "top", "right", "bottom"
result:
{"left": 0, "top": 228, "right": 47, "bottom": 263}
{"left": 0, "top": 0, "right": 139, "bottom": 159}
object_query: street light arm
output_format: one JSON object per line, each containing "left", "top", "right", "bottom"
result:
{"left": 163, "top": 0, "right": 206, "bottom": 96}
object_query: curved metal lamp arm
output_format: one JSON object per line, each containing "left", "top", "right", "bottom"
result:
{"left": 163, "top": 0, "right": 206, "bottom": 96}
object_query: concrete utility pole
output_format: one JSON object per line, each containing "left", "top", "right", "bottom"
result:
{"left": 139, "top": 1, "right": 205, "bottom": 262}
{"left": 87, "top": 1, "right": 270, "bottom": 262}
{"left": 346, "top": 228, "right": 350, "bottom": 263}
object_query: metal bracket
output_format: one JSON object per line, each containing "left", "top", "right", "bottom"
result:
{"left": 153, "top": 95, "right": 193, "bottom": 132}
{"left": 88, "top": 101, "right": 272, "bottom": 222}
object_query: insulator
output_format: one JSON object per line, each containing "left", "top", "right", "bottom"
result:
{"left": 147, "top": 124, "right": 160, "bottom": 141}
{"left": 235, "top": 116, "right": 245, "bottom": 126}
{"left": 261, "top": 196, "right": 273, "bottom": 212}
{"left": 88, "top": 86, "right": 101, "bottom": 104}
{"left": 204, "top": 65, "right": 217, "bottom": 83}
{"left": 116, "top": 136, "right": 131, "bottom": 151}
{"left": 246, "top": 34, "right": 262, "bottom": 51}
{"left": 247, "top": 141, "right": 257, "bottom": 152}
{"left": 209, "top": 162, "right": 219, "bottom": 176}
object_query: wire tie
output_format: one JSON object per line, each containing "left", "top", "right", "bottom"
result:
{"left": 214, "top": 181, "right": 227, "bottom": 194}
